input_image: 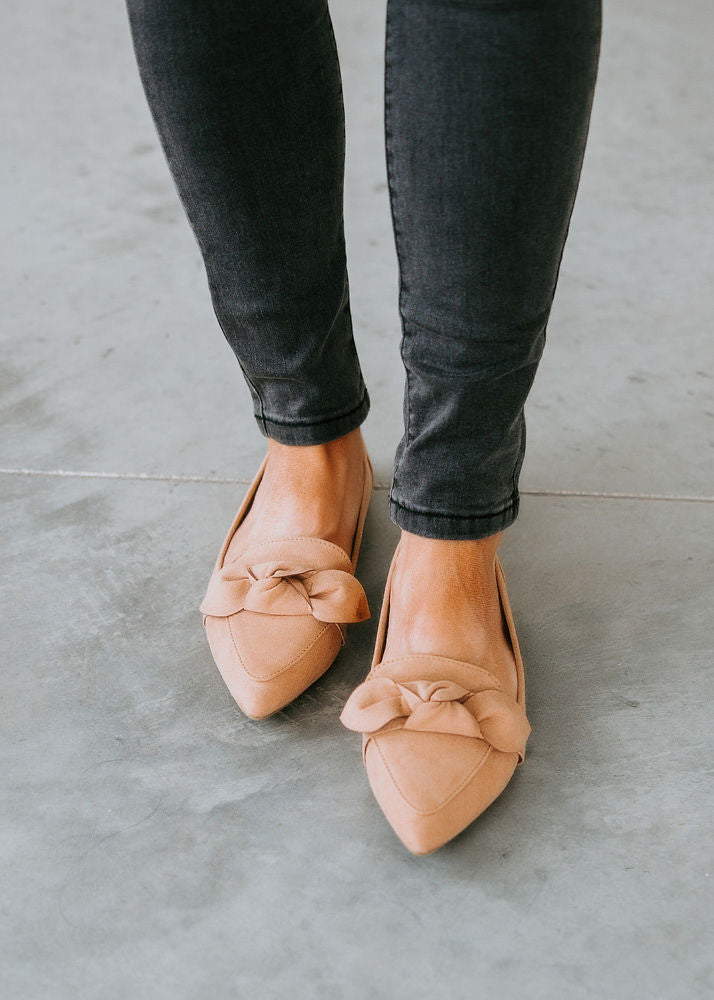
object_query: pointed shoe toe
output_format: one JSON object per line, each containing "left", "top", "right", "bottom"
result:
{"left": 200, "top": 449, "right": 374, "bottom": 719}
{"left": 203, "top": 609, "right": 344, "bottom": 719}
{"left": 364, "top": 729, "right": 521, "bottom": 855}
{"left": 340, "top": 538, "right": 531, "bottom": 854}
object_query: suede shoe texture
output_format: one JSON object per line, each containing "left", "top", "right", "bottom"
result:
{"left": 340, "top": 536, "right": 531, "bottom": 855}
{"left": 200, "top": 449, "right": 374, "bottom": 719}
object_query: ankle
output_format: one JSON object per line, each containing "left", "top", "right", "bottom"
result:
{"left": 397, "top": 528, "right": 504, "bottom": 570}
{"left": 266, "top": 428, "right": 366, "bottom": 469}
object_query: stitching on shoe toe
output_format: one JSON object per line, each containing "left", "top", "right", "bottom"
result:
{"left": 369, "top": 655, "right": 506, "bottom": 692}
{"left": 228, "top": 615, "right": 335, "bottom": 681}
{"left": 372, "top": 736, "right": 496, "bottom": 816}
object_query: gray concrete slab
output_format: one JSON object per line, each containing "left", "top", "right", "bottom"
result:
{"left": 1, "top": 0, "right": 712, "bottom": 496}
{"left": 2, "top": 474, "right": 711, "bottom": 999}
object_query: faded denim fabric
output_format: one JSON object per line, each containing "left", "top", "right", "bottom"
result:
{"left": 126, "top": 0, "right": 601, "bottom": 539}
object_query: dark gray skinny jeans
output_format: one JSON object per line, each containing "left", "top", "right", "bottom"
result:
{"left": 125, "top": 0, "right": 602, "bottom": 540}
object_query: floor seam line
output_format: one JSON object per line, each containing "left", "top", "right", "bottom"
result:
{"left": 0, "top": 467, "right": 712, "bottom": 503}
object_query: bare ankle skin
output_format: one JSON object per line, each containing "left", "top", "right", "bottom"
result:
{"left": 381, "top": 527, "right": 518, "bottom": 696}
{"left": 228, "top": 427, "right": 369, "bottom": 558}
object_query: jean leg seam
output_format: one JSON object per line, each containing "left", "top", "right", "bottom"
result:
{"left": 511, "top": 409, "right": 525, "bottom": 500}
{"left": 207, "top": 282, "right": 268, "bottom": 431}
{"left": 384, "top": 2, "right": 411, "bottom": 501}
{"left": 390, "top": 492, "right": 519, "bottom": 522}
{"left": 260, "top": 386, "right": 369, "bottom": 429}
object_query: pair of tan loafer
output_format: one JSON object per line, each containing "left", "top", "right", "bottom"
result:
{"left": 199, "top": 450, "right": 531, "bottom": 854}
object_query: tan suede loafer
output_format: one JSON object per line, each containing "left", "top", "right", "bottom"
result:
{"left": 200, "top": 448, "right": 374, "bottom": 719}
{"left": 340, "top": 536, "right": 531, "bottom": 855}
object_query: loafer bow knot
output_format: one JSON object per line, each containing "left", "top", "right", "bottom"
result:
{"left": 340, "top": 672, "right": 530, "bottom": 761}
{"left": 200, "top": 541, "right": 370, "bottom": 624}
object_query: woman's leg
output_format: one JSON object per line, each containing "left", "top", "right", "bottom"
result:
{"left": 125, "top": 0, "right": 369, "bottom": 443}
{"left": 385, "top": 0, "right": 602, "bottom": 541}
{"left": 337, "top": 0, "right": 602, "bottom": 855}
{"left": 380, "top": 0, "right": 602, "bottom": 670}
{"left": 124, "top": 0, "right": 371, "bottom": 554}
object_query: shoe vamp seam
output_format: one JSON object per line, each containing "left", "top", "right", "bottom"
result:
{"left": 228, "top": 615, "right": 337, "bottom": 680}
{"left": 368, "top": 656, "right": 506, "bottom": 692}
{"left": 225, "top": 535, "right": 353, "bottom": 570}
{"left": 373, "top": 738, "right": 497, "bottom": 816}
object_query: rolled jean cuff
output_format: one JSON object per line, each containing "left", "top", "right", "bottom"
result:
{"left": 388, "top": 489, "right": 520, "bottom": 541}
{"left": 254, "top": 384, "right": 371, "bottom": 446}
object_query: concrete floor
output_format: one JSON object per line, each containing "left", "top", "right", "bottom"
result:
{"left": 2, "top": 1, "right": 712, "bottom": 997}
